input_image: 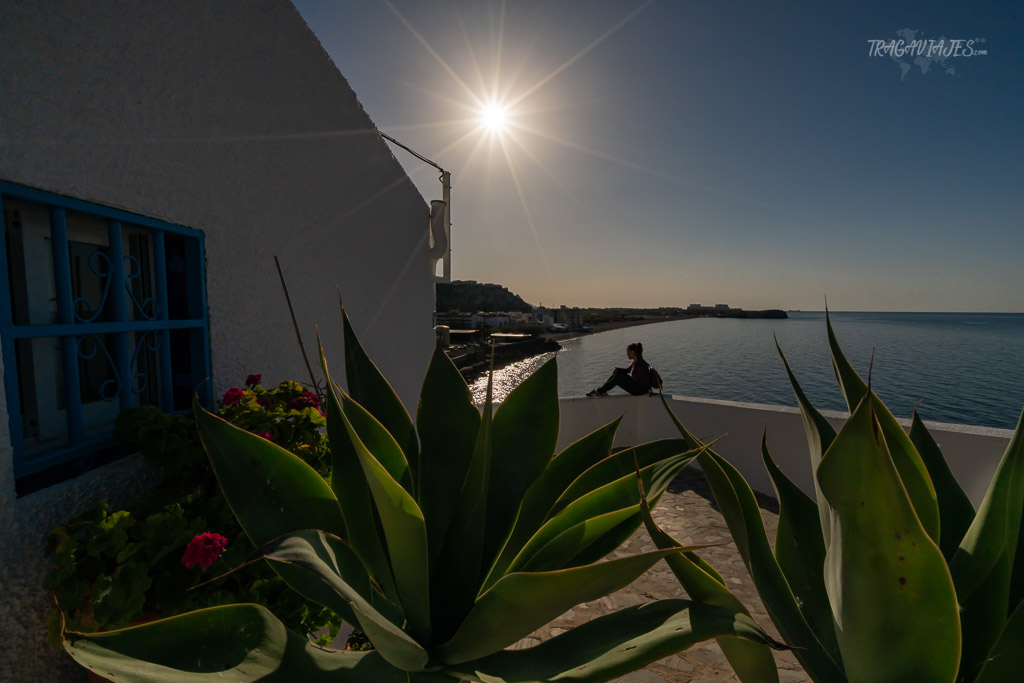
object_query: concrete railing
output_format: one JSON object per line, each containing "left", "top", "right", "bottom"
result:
{"left": 557, "top": 393, "right": 1014, "bottom": 507}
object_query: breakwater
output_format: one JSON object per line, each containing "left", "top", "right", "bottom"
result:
{"left": 450, "top": 337, "right": 561, "bottom": 380}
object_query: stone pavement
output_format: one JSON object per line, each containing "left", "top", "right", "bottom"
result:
{"left": 515, "top": 464, "right": 811, "bottom": 683}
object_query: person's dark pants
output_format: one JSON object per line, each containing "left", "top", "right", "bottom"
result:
{"left": 597, "top": 370, "right": 648, "bottom": 396}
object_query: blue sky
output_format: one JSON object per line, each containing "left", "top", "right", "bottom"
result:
{"left": 292, "top": 1, "right": 1023, "bottom": 311}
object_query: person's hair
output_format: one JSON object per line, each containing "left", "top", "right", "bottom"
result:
{"left": 627, "top": 342, "right": 643, "bottom": 357}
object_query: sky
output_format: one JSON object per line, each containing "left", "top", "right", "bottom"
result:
{"left": 292, "top": 1, "right": 1023, "bottom": 312}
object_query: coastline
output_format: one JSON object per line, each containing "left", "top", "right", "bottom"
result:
{"left": 457, "top": 315, "right": 691, "bottom": 383}
{"left": 540, "top": 314, "right": 690, "bottom": 342}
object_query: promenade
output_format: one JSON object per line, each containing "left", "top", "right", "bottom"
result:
{"left": 516, "top": 464, "right": 811, "bottom": 683}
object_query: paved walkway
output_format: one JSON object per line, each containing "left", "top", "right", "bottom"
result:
{"left": 517, "top": 464, "right": 811, "bottom": 683}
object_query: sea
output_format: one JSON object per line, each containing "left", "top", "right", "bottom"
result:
{"left": 469, "top": 311, "right": 1024, "bottom": 430}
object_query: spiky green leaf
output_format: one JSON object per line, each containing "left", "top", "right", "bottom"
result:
{"left": 974, "top": 599, "right": 1024, "bottom": 683}
{"left": 550, "top": 439, "right": 693, "bottom": 516}
{"left": 486, "top": 419, "right": 620, "bottom": 587}
{"left": 776, "top": 338, "right": 836, "bottom": 550}
{"left": 638, "top": 489, "right": 779, "bottom": 683}
{"left": 909, "top": 411, "right": 976, "bottom": 562}
{"left": 333, "top": 389, "right": 432, "bottom": 643}
{"left": 63, "top": 603, "right": 408, "bottom": 682}
{"left": 824, "top": 313, "right": 940, "bottom": 543}
{"left": 453, "top": 600, "right": 782, "bottom": 683}
{"left": 438, "top": 549, "right": 683, "bottom": 664}
{"left": 417, "top": 344, "right": 481, "bottom": 571}
{"left": 256, "top": 530, "right": 429, "bottom": 672}
{"left": 321, "top": 343, "right": 398, "bottom": 603}
{"left": 484, "top": 357, "right": 560, "bottom": 568}
{"left": 506, "top": 450, "right": 696, "bottom": 574}
{"left": 950, "top": 408, "right": 1024, "bottom": 681}
{"left": 761, "top": 434, "right": 838, "bottom": 663}
{"left": 341, "top": 303, "right": 419, "bottom": 487}
{"left": 432, "top": 364, "right": 495, "bottom": 642}
{"left": 817, "top": 393, "right": 960, "bottom": 682}
{"left": 657, "top": 394, "right": 845, "bottom": 681}
{"left": 194, "top": 401, "right": 345, "bottom": 545}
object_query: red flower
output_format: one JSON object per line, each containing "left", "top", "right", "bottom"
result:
{"left": 222, "top": 387, "right": 244, "bottom": 405}
{"left": 287, "top": 391, "right": 321, "bottom": 411}
{"left": 257, "top": 432, "right": 271, "bottom": 440}
{"left": 245, "top": 374, "right": 262, "bottom": 387}
{"left": 181, "top": 532, "right": 228, "bottom": 569}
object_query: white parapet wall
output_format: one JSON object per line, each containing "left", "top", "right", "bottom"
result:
{"left": 557, "top": 393, "right": 1014, "bottom": 508}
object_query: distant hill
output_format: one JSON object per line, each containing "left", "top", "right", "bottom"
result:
{"left": 436, "top": 281, "right": 533, "bottom": 313}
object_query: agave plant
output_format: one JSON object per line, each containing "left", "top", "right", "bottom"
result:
{"left": 653, "top": 312, "right": 1024, "bottom": 682}
{"left": 60, "top": 307, "right": 783, "bottom": 682}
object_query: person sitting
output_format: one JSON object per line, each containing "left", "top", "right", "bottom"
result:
{"left": 586, "top": 342, "right": 651, "bottom": 397}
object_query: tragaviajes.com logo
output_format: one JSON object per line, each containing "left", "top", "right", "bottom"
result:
{"left": 868, "top": 29, "right": 987, "bottom": 80}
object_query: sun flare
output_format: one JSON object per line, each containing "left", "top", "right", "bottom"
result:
{"left": 480, "top": 102, "right": 509, "bottom": 134}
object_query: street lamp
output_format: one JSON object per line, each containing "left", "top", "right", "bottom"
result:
{"left": 379, "top": 132, "right": 451, "bottom": 282}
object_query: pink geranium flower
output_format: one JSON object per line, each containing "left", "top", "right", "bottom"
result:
{"left": 181, "top": 532, "right": 228, "bottom": 570}
{"left": 222, "top": 387, "right": 244, "bottom": 405}
{"left": 287, "top": 391, "right": 321, "bottom": 411}
{"left": 245, "top": 374, "right": 262, "bottom": 387}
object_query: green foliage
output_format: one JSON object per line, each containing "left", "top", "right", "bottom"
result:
{"left": 45, "top": 377, "right": 339, "bottom": 646}
{"left": 61, "top": 307, "right": 783, "bottom": 682}
{"left": 659, "top": 313, "right": 1024, "bottom": 682}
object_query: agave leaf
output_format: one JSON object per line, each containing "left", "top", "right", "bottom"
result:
{"left": 486, "top": 419, "right": 620, "bottom": 588}
{"left": 452, "top": 600, "right": 783, "bottom": 683}
{"left": 824, "top": 309, "right": 867, "bottom": 412}
{"left": 340, "top": 302, "right": 419, "bottom": 487}
{"left": 824, "top": 313, "right": 940, "bottom": 543}
{"left": 432, "top": 364, "right": 496, "bottom": 643}
{"left": 417, "top": 344, "right": 481, "bottom": 570}
{"left": 63, "top": 603, "right": 407, "bottom": 682}
{"left": 657, "top": 394, "right": 845, "bottom": 681}
{"left": 909, "top": 411, "right": 976, "bottom": 562}
{"left": 974, "top": 599, "right": 1024, "bottom": 683}
{"left": 519, "top": 506, "right": 641, "bottom": 573}
{"left": 255, "top": 530, "right": 430, "bottom": 672}
{"left": 336, "top": 388, "right": 414, "bottom": 491}
{"left": 321, "top": 343, "right": 398, "bottom": 603}
{"left": 950, "top": 408, "right": 1024, "bottom": 680}
{"left": 817, "top": 392, "right": 960, "bottom": 682}
{"left": 333, "top": 388, "right": 432, "bottom": 643}
{"left": 761, "top": 434, "right": 839, "bottom": 663}
{"left": 438, "top": 549, "right": 684, "bottom": 664}
{"left": 776, "top": 339, "right": 836, "bottom": 549}
{"left": 550, "top": 439, "right": 694, "bottom": 516}
{"left": 638, "top": 487, "right": 780, "bottom": 683}
{"left": 553, "top": 506, "right": 656, "bottom": 571}
{"left": 194, "top": 400, "right": 346, "bottom": 544}
{"left": 506, "top": 450, "right": 696, "bottom": 574}
{"left": 484, "top": 357, "right": 560, "bottom": 569}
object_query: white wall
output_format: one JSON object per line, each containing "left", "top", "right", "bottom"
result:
{"left": 557, "top": 394, "right": 1013, "bottom": 508}
{"left": 0, "top": 2, "right": 435, "bottom": 679}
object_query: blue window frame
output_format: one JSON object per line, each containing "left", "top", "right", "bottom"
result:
{"left": 0, "top": 181, "right": 212, "bottom": 490}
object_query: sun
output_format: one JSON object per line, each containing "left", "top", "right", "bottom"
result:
{"left": 479, "top": 102, "right": 509, "bottom": 134}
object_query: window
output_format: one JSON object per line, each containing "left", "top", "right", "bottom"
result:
{"left": 0, "top": 182, "right": 211, "bottom": 493}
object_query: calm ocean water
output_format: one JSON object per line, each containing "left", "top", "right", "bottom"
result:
{"left": 469, "top": 312, "right": 1024, "bottom": 430}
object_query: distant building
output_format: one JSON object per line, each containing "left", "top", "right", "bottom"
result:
{"left": 556, "top": 305, "right": 583, "bottom": 329}
{"left": 715, "top": 304, "right": 731, "bottom": 310}
{"left": 687, "top": 303, "right": 703, "bottom": 311}
{"left": 470, "top": 312, "right": 511, "bottom": 329}
{"left": 437, "top": 311, "right": 473, "bottom": 328}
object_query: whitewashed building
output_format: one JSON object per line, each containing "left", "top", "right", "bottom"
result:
{"left": 0, "top": 1, "right": 438, "bottom": 678}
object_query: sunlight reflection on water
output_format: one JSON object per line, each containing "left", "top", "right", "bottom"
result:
{"left": 468, "top": 352, "right": 556, "bottom": 404}
{"left": 466, "top": 312, "right": 1024, "bottom": 428}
